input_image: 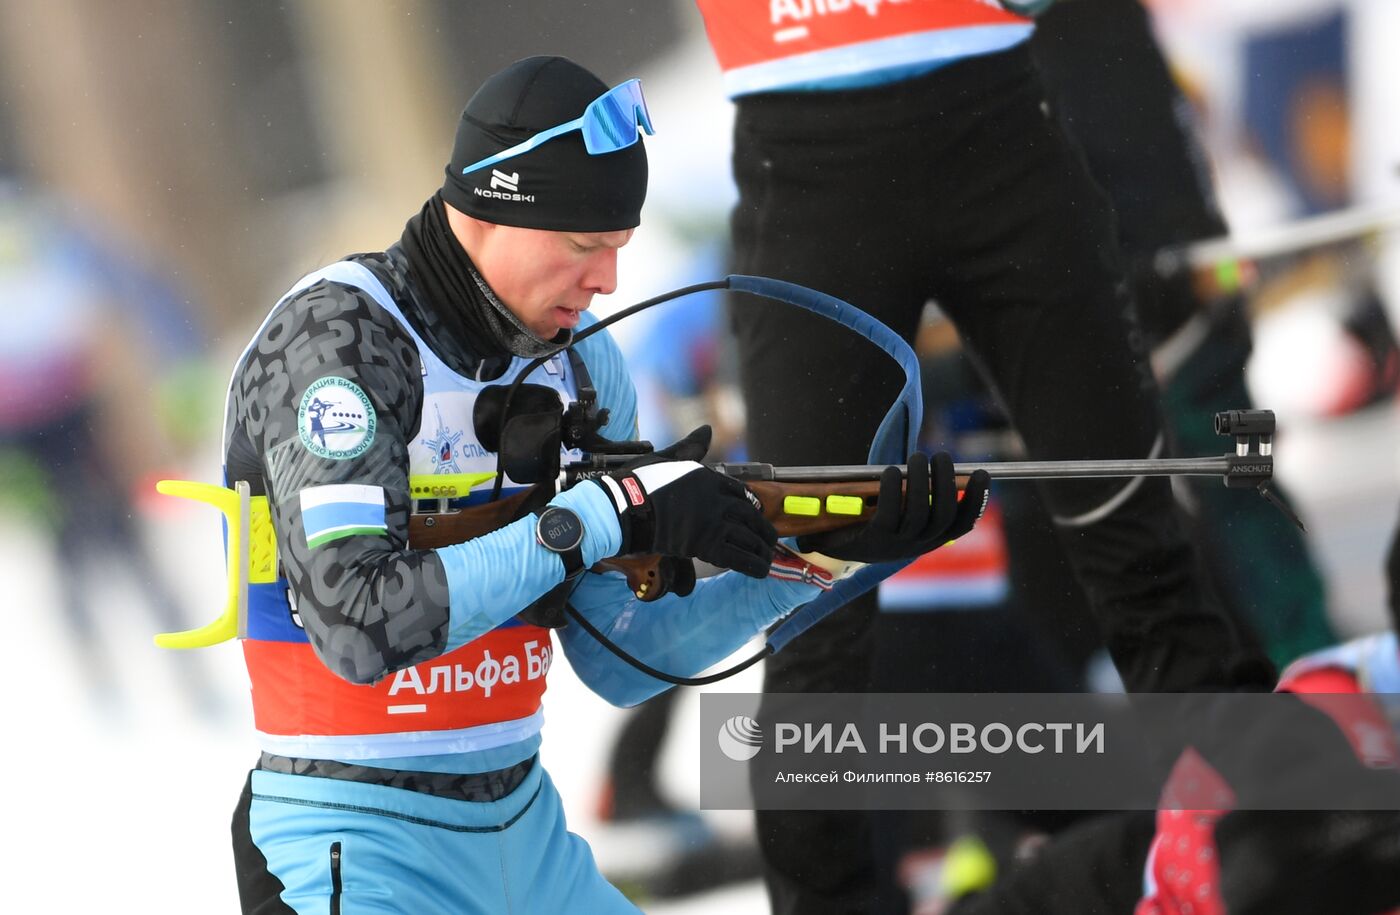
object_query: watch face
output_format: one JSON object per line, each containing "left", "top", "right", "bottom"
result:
{"left": 538, "top": 507, "right": 584, "bottom": 552}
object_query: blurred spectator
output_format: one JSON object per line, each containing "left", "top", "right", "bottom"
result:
{"left": 0, "top": 176, "right": 219, "bottom": 715}
{"left": 1224, "top": 7, "right": 1399, "bottom": 417}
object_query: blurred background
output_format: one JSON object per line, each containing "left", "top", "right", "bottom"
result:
{"left": 2, "top": 0, "right": 1399, "bottom": 911}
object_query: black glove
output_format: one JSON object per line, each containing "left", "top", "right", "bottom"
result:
{"left": 592, "top": 426, "right": 778, "bottom": 578}
{"left": 640, "top": 424, "right": 713, "bottom": 464}
{"left": 796, "top": 452, "right": 990, "bottom": 563}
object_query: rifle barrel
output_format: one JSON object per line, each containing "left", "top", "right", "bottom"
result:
{"left": 712, "top": 457, "right": 1235, "bottom": 482}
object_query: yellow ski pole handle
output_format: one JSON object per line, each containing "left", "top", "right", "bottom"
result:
{"left": 153, "top": 480, "right": 276, "bottom": 649}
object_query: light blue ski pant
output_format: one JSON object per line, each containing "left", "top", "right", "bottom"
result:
{"left": 236, "top": 760, "right": 638, "bottom": 913}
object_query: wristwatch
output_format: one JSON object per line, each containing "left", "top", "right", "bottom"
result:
{"left": 534, "top": 506, "right": 586, "bottom": 579}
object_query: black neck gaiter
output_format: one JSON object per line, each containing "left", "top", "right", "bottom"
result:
{"left": 398, "top": 194, "right": 570, "bottom": 372}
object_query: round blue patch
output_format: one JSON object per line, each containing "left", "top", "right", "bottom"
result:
{"left": 297, "top": 376, "right": 377, "bottom": 460}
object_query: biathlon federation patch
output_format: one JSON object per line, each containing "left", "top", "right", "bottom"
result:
{"left": 298, "top": 376, "right": 376, "bottom": 460}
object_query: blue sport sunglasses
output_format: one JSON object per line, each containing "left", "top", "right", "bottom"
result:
{"left": 461, "top": 78, "right": 654, "bottom": 177}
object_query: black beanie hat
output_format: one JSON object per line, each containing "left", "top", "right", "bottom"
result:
{"left": 442, "top": 56, "right": 648, "bottom": 233}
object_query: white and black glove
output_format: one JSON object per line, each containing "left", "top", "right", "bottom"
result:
{"left": 592, "top": 426, "right": 778, "bottom": 578}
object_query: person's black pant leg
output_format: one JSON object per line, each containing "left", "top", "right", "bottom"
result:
{"left": 729, "top": 85, "right": 932, "bottom": 915}
{"left": 735, "top": 43, "right": 1265, "bottom": 694}
{"left": 918, "top": 48, "right": 1265, "bottom": 694}
{"left": 727, "top": 43, "right": 1266, "bottom": 913}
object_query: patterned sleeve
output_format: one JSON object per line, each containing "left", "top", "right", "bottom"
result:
{"left": 230, "top": 280, "right": 452, "bottom": 685}
{"left": 231, "top": 283, "right": 637, "bottom": 685}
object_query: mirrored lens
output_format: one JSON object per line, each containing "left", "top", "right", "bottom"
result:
{"left": 581, "top": 80, "right": 652, "bottom": 154}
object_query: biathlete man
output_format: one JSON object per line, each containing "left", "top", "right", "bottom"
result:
{"left": 222, "top": 56, "right": 987, "bottom": 913}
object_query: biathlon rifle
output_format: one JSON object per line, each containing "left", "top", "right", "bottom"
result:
{"left": 154, "top": 404, "right": 1293, "bottom": 650}
{"left": 408, "top": 404, "right": 1297, "bottom": 600}
{"left": 154, "top": 273, "right": 1293, "bottom": 660}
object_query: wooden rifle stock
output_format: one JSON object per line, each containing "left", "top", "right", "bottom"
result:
{"left": 405, "top": 477, "right": 970, "bottom": 602}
